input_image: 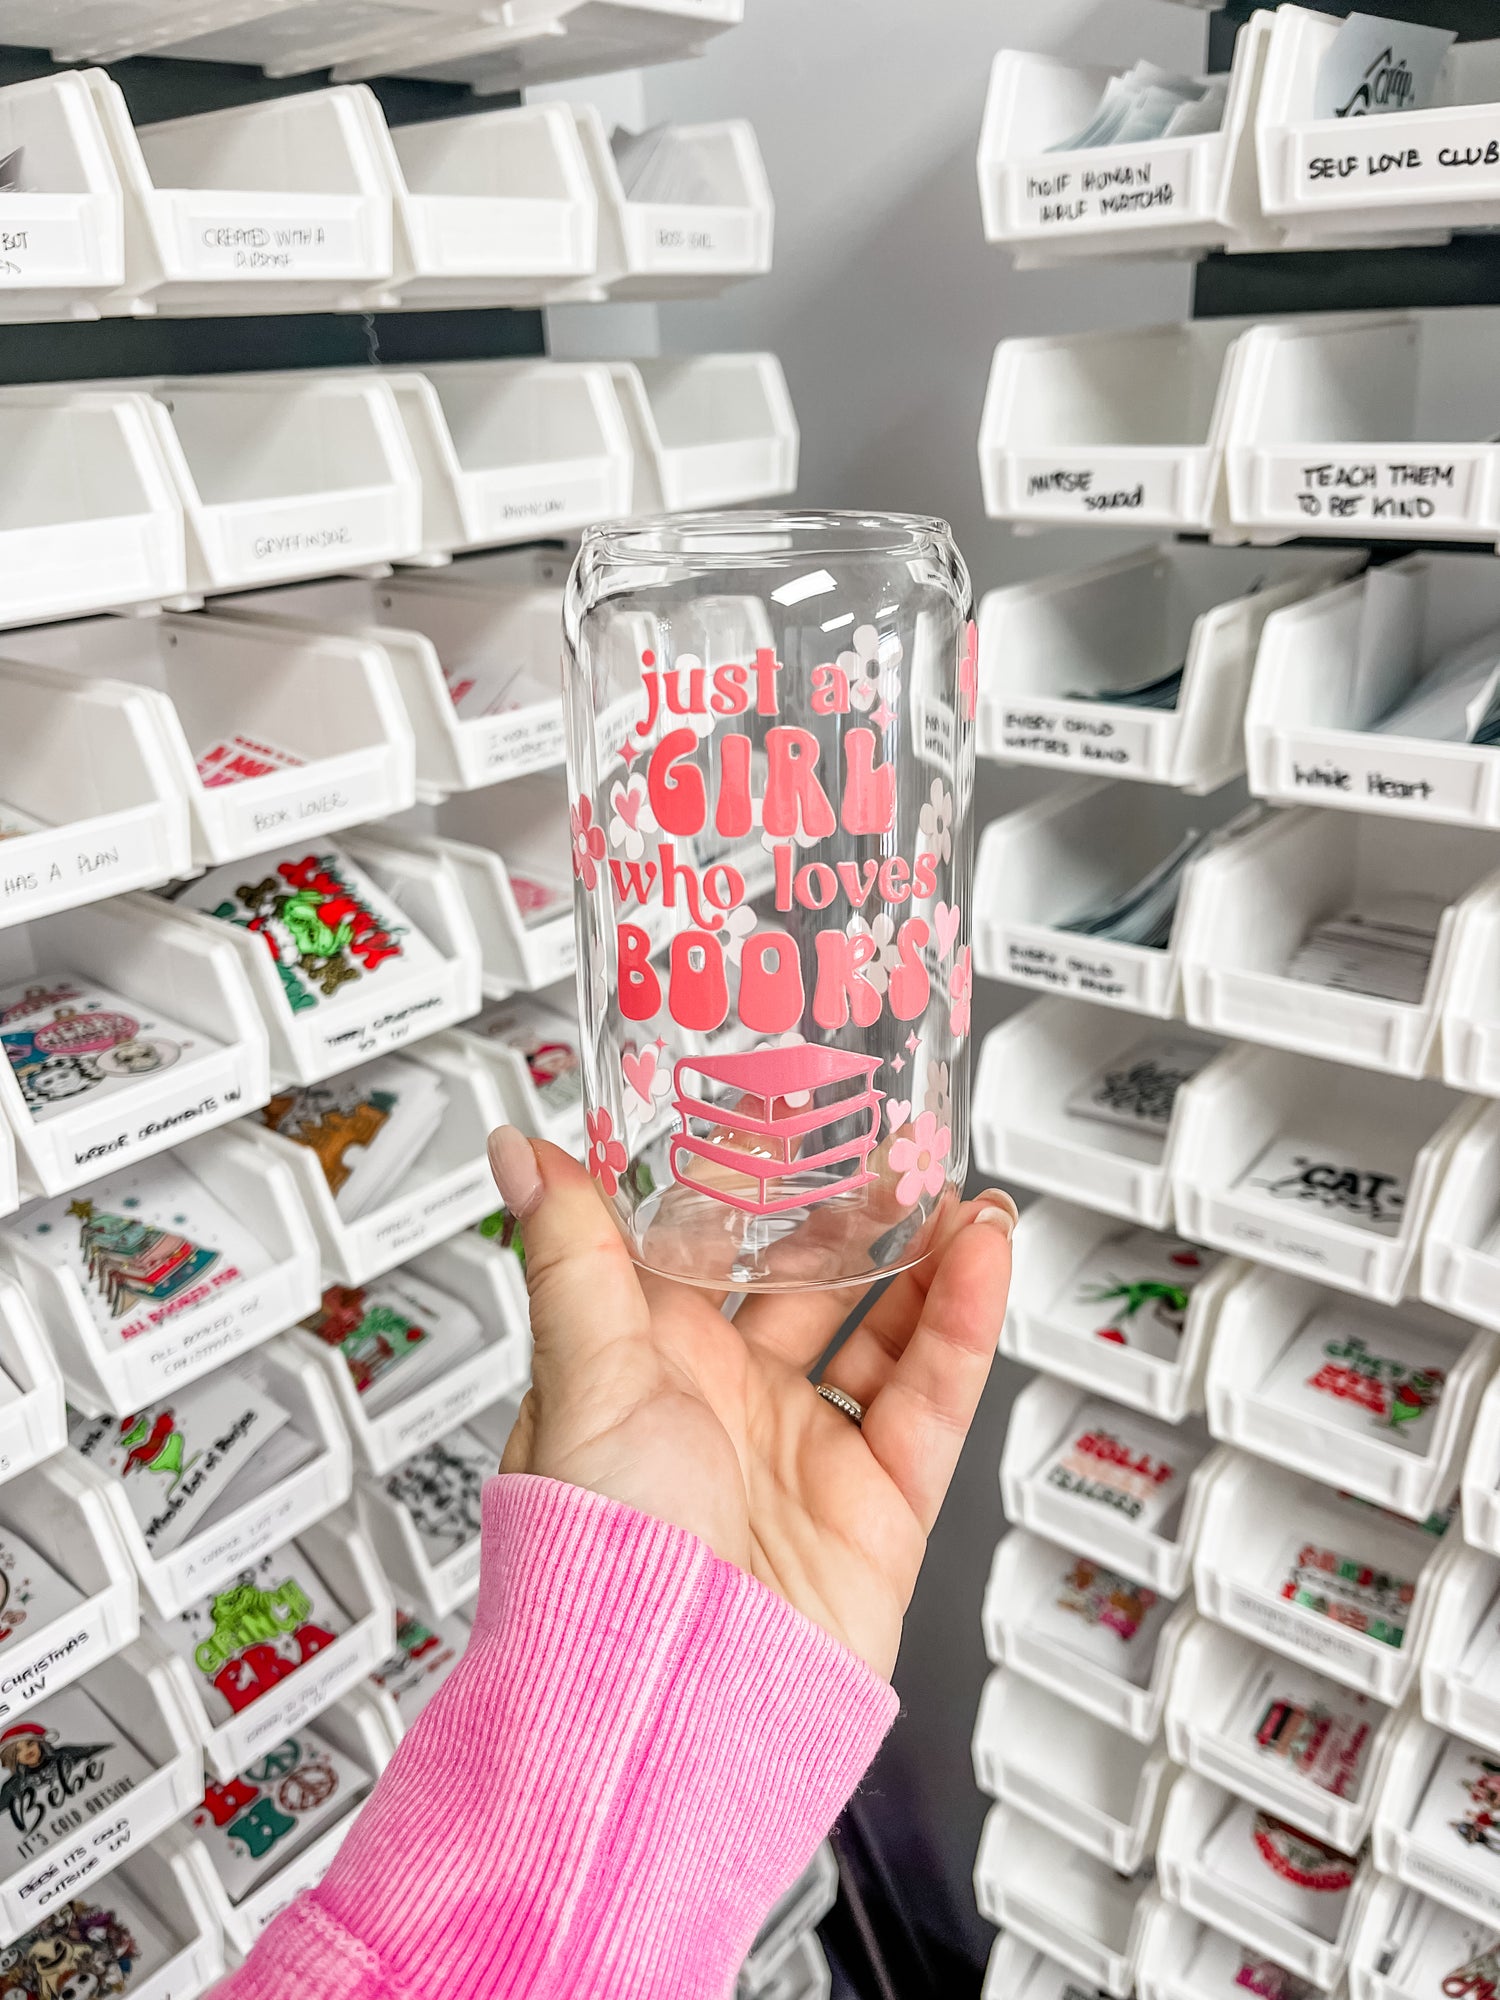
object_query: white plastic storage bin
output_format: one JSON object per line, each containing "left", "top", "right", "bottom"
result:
{"left": 0, "top": 610, "right": 415, "bottom": 868}
{"left": 1224, "top": 312, "right": 1500, "bottom": 549}
{"left": 294, "top": 1228, "right": 530, "bottom": 1476}
{"left": 1170, "top": 1044, "right": 1473, "bottom": 1304}
{"left": 182, "top": 1687, "right": 394, "bottom": 1962}
{"left": 0, "top": 1276, "right": 66, "bottom": 1487}
{"left": 333, "top": 0, "right": 745, "bottom": 92}
{"left": 1135, "top": 1895, "right": 1327, "bottom": 2000}
{"left": 1204, "top": 1264, "right": 1492, "bottom": 1520}
{"left": 978, "top": 318, "right": 1247, "bottom": 534}
{"left": 0, "top": 390, "right": 187, "bottom": 624}
{"left": 1460, "top": 1369, "right": 1500, "bottom": 1560}
{"left": 1441, "top": 883, "right": 1500, "bottom": 1095}
{"left": 384, "top": 360, "right": 632, "bottom": 560}
{"left": 1346, "top": 1876, "right": 1478, "bottom": 2000}
{"left": 1422, "top": 1102, "right": 1500, "bottom": 1334}
{"left": 1192, "top": 1451, "right": 1456, "bottom": 1704}
{"left": 71, "top": 1341, "right": 353, "bottom": 1620}
{"left": 0, "top": 1129, "right": 319, "bottom": 1416}
{"left": 1374, "top": 1710, "right": 1500, "bottom": 1929}
{"left": 1002, "top": 1198, "right": 1233, "bottom": 1422}
{"left": 0, "top": 1449, "right": 141, "bottom": 1727}
{"left": 740, "top": 1845, "right": 838, "bottom": 1999}
{"left": 744, "top": 1936, "right": 829, "bottom": 2000}
{"left": 1420, "top": 1541, "right": 1500, "bottom": 1755}
{"left": 152, "top": 1510, "right": 394, "bottom": 1780}
{"left": 974, "top": 775, "right": 1248, "bottom": 1018}
{"left": 562, "top": 105, "right": 772, "bottom": 301}
{"left": 156, "top": 0, "right": 510, "bottom": 76}
{"left": 1176, "top": 808, "right": 1496, "bottom": 1077}
{"left": 982, "top": 1528, "right": 1195, "bottom": 1745}
{"left": 163, "top": 830, "right": 482, "bottom": 1087}
{"left": 973, "top": 1803, "right": 1151, "bottom": 1999}
{"left": 972, "top": 1667, "right": 1174, "bottom": 1872}
{"left": 366, "top": 99, "right": 596, "bottom": 310}
{"left": 1000, "top": 1375, "right": 1223, "bottom": 1596}
{"left": 85, "top": 76, "right": 392, "bottom": 316}
{"left": 132, "top": 373, "right": 424, "bottom": 593}
{"left": 0, "top": 894, "right": 269, "bottom": 1200}
{"left": 0, "top": 1644, "right": 201, "bottom": 1944}
{"left": 1245, "top": 553, "right": 1500, "bottom": 831}
{"left": 356, "top": 1427, "right": 488, "bottom": 1621}
{"left": 1256, "top": 7, "right": 1500, "bottom": 243}
{"left": 430, "top": 777, "right": 576, "bottom": 997}
{"left": 0, "top": 71, "right": 125, "bottom": 323}
{"left": 977, "top": 544, "right": 1359, "bottom": 791}
{"left": 248, "top": 1035, "right": 503, "bottom": 1289}
{"left": 1164, "top": 1614, "right": 1403, "bottom": 1853}
{"left": 977, "top": 21, "right": 1271, "bottom": 264}
{"left": 456, "top": 986, "right": 586, "bottom": 1153}
{"left": 974, "top": 1000, "right": 1226, "bottom": 1228}
{"left": 609, "top": 356, "right": 798, "bottom": 513}
{"left": 56, "top": 1833, "right": 228, "bottom": 2000}
{"left": 214, "top": 571, "right": 566, "bottom": 801}
{"left": 1157, "top": 1771, "right": 1372, "bottom": 1990}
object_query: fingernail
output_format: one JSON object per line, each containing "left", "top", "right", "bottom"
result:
{"left": 971, "top": 1189, "right": 1019, "bottom": 1237}
{"left": 488, "top": 1126, "right": 543, "bottom": 1219}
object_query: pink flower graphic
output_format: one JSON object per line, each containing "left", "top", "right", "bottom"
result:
{"left": 960, "top": 619, "right": 979, "bottom": 724}
{"left": 949, "top": 946, "right": 972, "bottom": 1038}
{"left": 586, "top": 1106, "right": 627, "bottom": 1197}
{"left": 889, "top": 1110, "right": 951, "bottom": 1208}
{"left": 570, "top": 796, "right": 606, "bottom": 890}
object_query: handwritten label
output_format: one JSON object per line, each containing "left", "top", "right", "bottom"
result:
{"left": 177, "top": 209, "right": 362, "bottom": 278}
{"left": 1015, "top": 458, "right": 1174, "bottom": 519}
{"left": 478, "top": 707, "right": 565, "bottom": 778}
{"left": 1015, "top": 152, "right": 1191, "bottom": 231}
{"left": 0, "top": 821, "right": 160, "bottom": 915}
{"left": 1225, "top": 1583, "right": 1369, "bottom": 1670}
{"left": 0, "top": 215, "right": 89, "bottom": 283}
{"left": 1003, "top": 935, "right": 1143, "bottom": 1006}
{"left": 1278, "top": 741, "right": 1483, "bottom": 819}
{"left": 1001, "top": 706, "right": 1152, "bottom": 769}
{"left": 236, "top": 1646, "right": 367, "bottom": 1757}
{"left": 1212, "top": 1203, "right": 1377, "bottom": 1284}
{"left": 1403, "top": 1845, "right": 1500, "bottom": 1921}
{"left": 175, "top": 1481, "right": 310, "bottom": 1596}
{"left": 0, "top": 1616, "right": 105, "bottom": 1722}
{"left": 1268, "top": 455, "right": 1477, "bottom": 528}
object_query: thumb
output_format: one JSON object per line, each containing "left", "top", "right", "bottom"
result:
{"left": 487, "top": 1127, "right": 648, "bottom": 1358}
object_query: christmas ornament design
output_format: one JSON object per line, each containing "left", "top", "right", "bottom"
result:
{"left": 0, "top": 977, "right": 200, "bottom": 1124}
{"left": 1259, "top": 1304, "right": 1452, "bottom": 1453}
{"left": 261, "top": 1056, "right": 446, "bottom": 1220}
{"left": 1274, "top": 1535, "right": 1416, "bottom": 1649}
{"left": 11, "top": 1157, "right": 264, "bottom": 1348}
{"left": 155, "top": 1547, "right": 350, "bottom": 1724}
{"left": 0, "top": 1882, "right": 174, "bottom": 1999}
{"left": 383, "top": 1428, "right": 492, "bottom": 1561}
{"left": 191, "top": 1725, "right": 369, "bottom": 1903}
{"left": 178, "top": 849, "right": 433, "bottom": 1017}
{"left": 0, "top": 1689, "right": 151, "bottom": 1869}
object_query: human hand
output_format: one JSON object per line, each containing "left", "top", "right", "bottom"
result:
{"left": 487, "top": 1126, "right": 1015, "bottom": 1681}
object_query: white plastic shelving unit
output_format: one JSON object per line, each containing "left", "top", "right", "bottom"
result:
{"left": 609, "top": 355, "right": 798, "bottom": 513}
{"left": 1176, "top": 807, "right": 1498, "bottom": 1076}
{"left": 0, "top": 608, "right": 415, "bottom": 868}
{"left": 1420, "top": 1541, "right": 1500, "bottom": 1755}
{"left": 978, "top": 318, "right": 1248, "bottom": 534}
{"left": 562, "top": 105, "right": 773, "bottom": 301}
{"left": 1374, "top": 1710, "right": 1500, "bottom": 1929}
{"left": 1459, "top": 1368, "right": 1500, "bottom": 1560}
{"left": 0, "top": 70, "right": 126, "bottom": 323}
{"left": 977, "top": 543, "right": 1359, "bottom": 789}
{"left": 1246, "top": 553, "right": 1500, "bottom": 830}
{"left": 1002, "top": 1198, "right": 1234, "bottom": 1421}
{"left": 429, "top": 774, "right": 577, "bottom": 997}
{"left": 1421, "top": 1100, "right": 1500, "bottom": 1334}
{"left": 0, "top": 1276, "right": 66, "bottom": 1491}
{"left": 384, "top": 359, "right": 633, "bottom": 560}
{"left": 1440, "top": 880, "right": 1500, "bottom": 1094}
{"left": 1170, "top": 1043, "right": 1473, "bottom": 1304}
{"left": 977, "top": 19, "right": 1271, "bottom": 265}
{"left": 1346, "top": 1876, "right": 1464, "bottom": 2000}
{"left": 1135, "top": 1897, "right": 1319, "bottom": 2000}
{"left": 973, "top": 775, "right": 1248, "bottom": 1018}
{"left": 973, "top": 1803, "right": 1152, "bottom": 1999}
{"left": 982, "top": 1528, "right": 1195, "bottom": 1746}
{"left": 1224, "top": 311, "right": 1500, "bottom": 548}
{"left": 0, "top": 1128, "right": 319, "bottom": 1415}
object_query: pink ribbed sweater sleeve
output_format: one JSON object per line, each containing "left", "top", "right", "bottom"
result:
{"left": 211, "top": 1475, "right": 898, "bottom": 2000}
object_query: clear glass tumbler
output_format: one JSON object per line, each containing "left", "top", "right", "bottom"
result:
{"left": 562, "top": 510, "right": 976, "bottom": 1291}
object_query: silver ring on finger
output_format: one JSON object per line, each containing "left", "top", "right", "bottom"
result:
{"left": 816, "top": 1382, "right": 864, "bottom": 1428}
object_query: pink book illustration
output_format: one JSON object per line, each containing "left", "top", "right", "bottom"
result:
{"left": 670, "top": 1044, "right": 884, "bottom": 1216}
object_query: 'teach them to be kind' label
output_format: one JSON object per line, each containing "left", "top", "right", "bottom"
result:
{"left": 172, "top": 207, "right": 363, "bottom": 277}
{"left": 1004, "top": 936, "right": 1144, "bottom": 1005}
{"left": 1015, "top": 152, "right": 1191, "bottom": 230}
{"left": 1295, "top": 116, "right": 1500, "bottom": 200}
{"left": 1269, "top": 455, "right": 1480, "bottom": 528}
{"left": 1279, "top": 744, "right": 1485, "bottom": 817}
{"left": 1002, "top": 706, "right": 1152, "bottom": 768}
{"left": 1014, "top": 457, "right": 1176, "bottom": 519}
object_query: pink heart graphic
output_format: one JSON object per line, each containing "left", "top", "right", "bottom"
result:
{"left": 621, "top": 1048, "right": 657, "bottom": 1102}
{"left": 885, "top": 1098, "right": 913, "bottom": 1130}
{"left": 935, "top": 902, "right": 961, "bottom": 962}
{"left": 614, "top": 788, "right": 642, "bottom": 830}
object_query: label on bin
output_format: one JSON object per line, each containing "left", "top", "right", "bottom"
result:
{"left": 176, "top": 204, "right": 364, "bottom": 278}
{"left": 1264, "top": 452, "right": 1479, "bottom": 531}
{"left": 1296, "top": 109, "right": 1500, "bottom": 201}
{"left": 1001, "top": 704, "right": 1153, "bottom": 771}
{"left": 0, "top": 214, "right": 89, "bottom": 284}
{"left": 1014, "top": 151, "right": 1192, "bottom": 233}
{"left": 1013, "top": 455, "right": 1180, "bottom": 521}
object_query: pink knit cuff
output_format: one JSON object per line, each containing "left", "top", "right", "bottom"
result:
{"left": 220, "top": 1475, "right": 896, "bottom": 2000}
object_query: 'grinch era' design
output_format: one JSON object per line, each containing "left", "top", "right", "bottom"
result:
{"left": 1277, "top": 1538, "right": 1415, "bottom": 1649}
{"left": 0, "top": 978, "right": 189, "bottom": 1122}
{"left": 303, "top": 1282, "right": 429, "bottom": 1397}
{"left": 192, "top": 1726, "right": 367, "bottom": 1902}
{"left": 1304, "top": 1334, "right": 1445, "bottom": 1435}
{"left": 193, "top": 852, "right": 407, "bottom": 1015}
{"left": 0, "top": 1894, "right": 151, "bottom": 1999}
{"left": 187, "top": 1571, "right": 338, "bottom": 1717}
{"left": 582, "top": 626, "right": 969, "bottom": 1219}
{"left": 72, "top": 1197, "right": 220, "bottom": 1326}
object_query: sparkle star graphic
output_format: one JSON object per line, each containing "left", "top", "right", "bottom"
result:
{"left": 619, "top": 740, "right": 640, "bottom": 767}
{"left": 905, "top": 1032, "right": 920, "bottom": 1053}
{"left": 871, "top": 702, "right": 895, "bottom": 732}
{"left": 890, "top": 1055, "right": 905, "bottom": 1073}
